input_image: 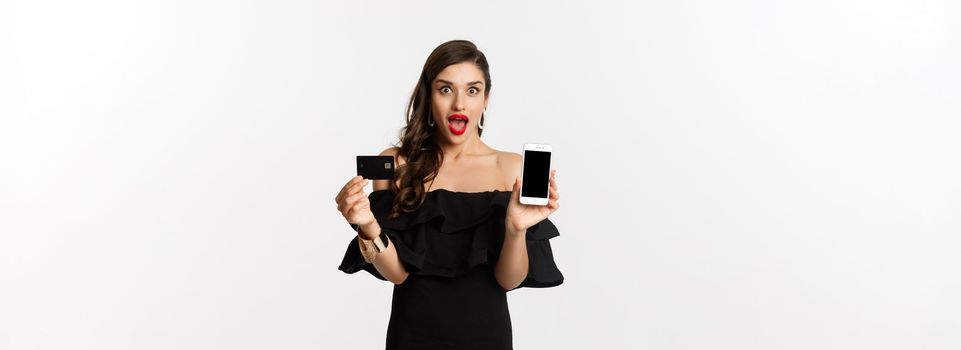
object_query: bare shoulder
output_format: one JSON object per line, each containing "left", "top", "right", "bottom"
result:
{"left": 378, "top": 146, "right": 400, "bottom": 159}
{"left": 373, "top": 147, "right": 403, "bottom": 191}
{"left": 496, "top": 151, "right": 523, "bottom": 189}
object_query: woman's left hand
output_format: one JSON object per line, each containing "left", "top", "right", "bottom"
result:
{"left": 506, "top": 170, "right": 560, "bottom": 235}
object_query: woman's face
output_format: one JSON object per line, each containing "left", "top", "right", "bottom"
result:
{"left": 430, "top": 62, "right": 489, "bottom": 144}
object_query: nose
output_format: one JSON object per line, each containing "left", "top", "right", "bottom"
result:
{"left": 452, "top": 91, "right": 466, "bottom": 111}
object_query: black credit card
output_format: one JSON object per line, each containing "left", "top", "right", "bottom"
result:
{"left": 356, "top": 156, "right": 395, "bottom": 180}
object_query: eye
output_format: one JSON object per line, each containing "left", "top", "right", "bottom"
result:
{"left": 468, "top": 87, "right": 479, "bottom": 95}
{"left": 439, "top": 86, "right": 452, "bottom": 94}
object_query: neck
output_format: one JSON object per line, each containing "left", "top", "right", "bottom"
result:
{"left": 436, "top": 134, "right": 487, "bottom": 160}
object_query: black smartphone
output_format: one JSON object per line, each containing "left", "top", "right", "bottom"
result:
{"left": 520, "top": 143, "right": 552, "bottom": 205}
{"left": 356, "top": 156, "right": 395, "bottom": 180}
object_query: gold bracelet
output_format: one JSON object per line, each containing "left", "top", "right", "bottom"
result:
{"left": 358, "top": 236, "right": 378, "bottom": 263}
{"left": 356, "top": 224, "right": 388, "bottom": 264}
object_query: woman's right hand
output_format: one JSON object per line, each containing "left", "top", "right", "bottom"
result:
{"left": 335, "top": 176, "right": 376, "bottom": 238}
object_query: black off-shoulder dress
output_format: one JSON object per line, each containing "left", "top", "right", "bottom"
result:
{"left": 339, "top": 189, "right": 564, "bottom": 350}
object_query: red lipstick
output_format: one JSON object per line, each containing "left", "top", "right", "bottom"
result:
{"left": 447, "top": 114, "right": 469, "bottom": 136}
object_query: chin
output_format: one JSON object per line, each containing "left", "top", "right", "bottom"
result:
{"left": 442, "top": 135, "right": 466, "bottom": 145}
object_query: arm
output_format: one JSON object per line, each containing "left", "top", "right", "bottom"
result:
{"left": 495, "top": 219, "right": 530, "bottom": 290}
{"left": 359, "top": 221, "right": 409, "bottom": 285}
{"left": 366, "top": 147, "right": 409, "bottom": 285}
{"left": 337, "top": 146, "right": 409, "bottom": 285}
{"left": 494, "top": 152, "right": 560, "bottom": 290}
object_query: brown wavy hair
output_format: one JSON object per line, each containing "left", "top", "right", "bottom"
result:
{"left": 388, "top": 40, "right": 492, "bottom": 218}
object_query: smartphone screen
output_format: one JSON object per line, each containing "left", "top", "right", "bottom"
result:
{"left": 521, "top": 150, "right": 551, "bottom": 198}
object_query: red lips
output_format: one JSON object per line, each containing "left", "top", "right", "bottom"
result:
{"left": 447, "top": 114, "right": 469, "bottom": 135}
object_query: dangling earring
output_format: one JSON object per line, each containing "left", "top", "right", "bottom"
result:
{"left": 478, "top": 110, "right": 486, "bottom": 130}
{"left": 427, "top": 113, "right": 435, "bottom": 127}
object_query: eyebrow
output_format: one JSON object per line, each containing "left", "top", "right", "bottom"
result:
{"left": 434, "top": 79, "right": 485, "bottom": 86}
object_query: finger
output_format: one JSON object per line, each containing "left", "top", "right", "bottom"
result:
{"left": 548, "top": 198, "right": 560, "bottom": 211}
{"left": 336, "top": 176, "right": 364, "bottom": 202}
{"left": 338, "top": 185, "right": 365, "bottom": 211}
{"left": 345, "top": 191, "right": 367, "bottom": 206}
{"left": 510, "top": 176, "right": 521, "bottom": 203}
{"left": 351, "top": 197, "right": 369, "bottom": 212}
{"left": 549, "top": 185, "right": 559, "bottom": 201}
{"left": 549, "top": 172, "right": 559, "bottom": 193}
{"left": 346, "top": 198, "right": 371, "bottom": 221}
{"left": 346, "top": 179, "right": 370, "bottom": 197}
{"left": 338, "top": 178, "right": 369, "bottom": 205}
{"left": 341, "top": 192, "right": 367, "bottom": 215}
{"left": 340, "top": 175, "right": 363, "bottom": 195}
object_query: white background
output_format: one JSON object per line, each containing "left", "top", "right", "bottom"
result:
{"left": 2, "top": 1, "right": 959, "bottom": 349}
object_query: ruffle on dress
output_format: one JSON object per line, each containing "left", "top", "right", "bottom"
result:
{"left": 338, "top": 189, "right": 563, "bottom": 289}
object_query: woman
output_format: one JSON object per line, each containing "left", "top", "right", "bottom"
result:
{"left": 336, "top": 40, "right": 563, "bottom": 349}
